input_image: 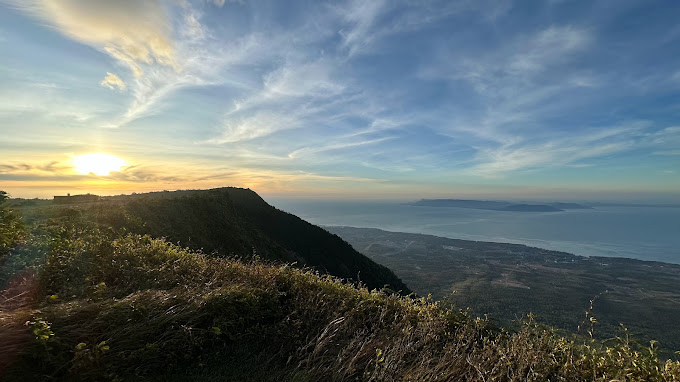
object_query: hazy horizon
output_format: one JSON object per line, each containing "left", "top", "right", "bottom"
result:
{"left": 6, "top": 186, "right": 680, "bottom": 205}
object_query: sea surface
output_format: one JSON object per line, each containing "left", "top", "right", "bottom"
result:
{"left": 266, "top": 199, "right": 680, "bottom": 265}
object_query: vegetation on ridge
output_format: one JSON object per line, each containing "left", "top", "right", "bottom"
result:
{"left": 1, "top": 191, "right": 679, "bottom": 381}
{"left": 11, "top": 188, "right": 408, "bottom": 293}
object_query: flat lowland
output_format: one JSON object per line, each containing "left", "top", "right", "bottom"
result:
{"left": 327, "top": 226, "right": 680, "bottom": 357}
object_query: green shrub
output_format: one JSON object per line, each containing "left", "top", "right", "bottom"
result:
{"left": 0, "top": 191, "right": 25, "bottom": 263}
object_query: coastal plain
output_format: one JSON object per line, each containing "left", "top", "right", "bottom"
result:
{"left": 327, "top": 226, "right": 680, "bottom": 356}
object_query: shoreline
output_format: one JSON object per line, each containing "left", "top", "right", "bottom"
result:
{"left": 324, "top": 225, "right": 680, "bottom": 267}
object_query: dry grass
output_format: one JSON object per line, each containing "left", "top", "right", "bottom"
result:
{"left": 1, "top": 225, "right": 678, "bottom": 381}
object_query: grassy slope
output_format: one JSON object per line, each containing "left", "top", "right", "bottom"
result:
{"left": 2, "top": 192, "right": 679, "bottom": 381}
{"left": 2, "top": 222, "right": 679, "bottom": 381}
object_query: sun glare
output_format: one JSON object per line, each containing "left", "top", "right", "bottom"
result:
{"left": 73, "top": 153, "right": 126, "bottom": 176}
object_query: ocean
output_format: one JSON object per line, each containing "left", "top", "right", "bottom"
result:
{"left": 266, "top": 199, "right": 680, "bottom": 265}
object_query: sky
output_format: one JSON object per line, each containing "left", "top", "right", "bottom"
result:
{"left": 1, "top": 0, "right": 679, "bottom": 202}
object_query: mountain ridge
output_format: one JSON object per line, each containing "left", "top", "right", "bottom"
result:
{"left": 107, "top": 188, "right": 410, "bottom": 293}
{"left": 13, "top": 187, "right": 409, "bottom": 293}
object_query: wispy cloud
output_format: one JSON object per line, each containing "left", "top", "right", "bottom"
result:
{"left": 264, "top": 59, "right": 345, "bottom": 98}
{"left": 207, "top": 52, "right": 362, "bottom": 143}
{"left": 467, "top": 122, "right": 655, "bottom": 177}
{"left": 287, "top": 137, "right": 395, "bottom": 159}
{"left": 413, "top": 23, "right": 619, "bottom": 177}
{"left": 645, "top": 126, "right": 680, "bottom": 156}
{"left": 207, "top": 110, "right": 301, "bottom": 144}
{"left": 113, "top": 4, "right": 230, "bottom": 127}
{"left": 338, "top": 0, "right": 388, "bottom": 56}
{"left": 335, "top": 0, "right": 513, "bottom": 57}
{"left": 0, "top": 161, "right": 68, "bottom": 174}
{"left": 654, "top": 150, "right": 680, "bottom": 156}
{"left": 506, "top": 26, "right": 590, "bottom": 77}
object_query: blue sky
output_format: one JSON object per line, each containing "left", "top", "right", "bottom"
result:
{"left": 1, "top": 0, "right": 679, "bottom": 201}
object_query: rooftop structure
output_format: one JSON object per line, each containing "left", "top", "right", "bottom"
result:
{"left": 53, "top": 193, "right": 100, "bottom": 204}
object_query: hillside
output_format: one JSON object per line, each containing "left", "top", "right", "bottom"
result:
{"left": 1, "top": 215, "right": 679, "bottom": 380}
{"left": 11, "top": 188, "right": 408, "bottom": 293}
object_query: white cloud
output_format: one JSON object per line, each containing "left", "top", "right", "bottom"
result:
{"left": 99, "top": 72, "right": 126, "bottom": 92}
{"left": 9, "top": 0, "right": 177, "bottom": 77}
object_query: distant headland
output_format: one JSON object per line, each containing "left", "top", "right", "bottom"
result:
{"left": 405, "top": 199, "right": 593, "bottom": 212}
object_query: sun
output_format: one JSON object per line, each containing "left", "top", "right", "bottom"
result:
{"left": 73, "top": 153, "right": 126, "bottom": 176}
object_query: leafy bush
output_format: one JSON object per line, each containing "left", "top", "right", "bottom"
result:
{"left": 0, "top": 191, "right": 25, "bottom": 263}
